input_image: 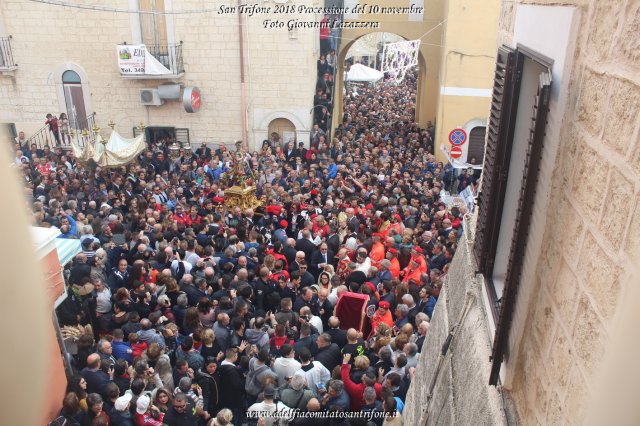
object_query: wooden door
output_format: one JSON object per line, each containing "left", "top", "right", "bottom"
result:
{"left": 268, "top": 118, "right": 297, "bottom": 145}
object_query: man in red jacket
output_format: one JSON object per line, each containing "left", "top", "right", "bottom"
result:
{"left": 340, "top": 353, "right": 382, "bottom": 411}
{"left": 368, "top": 301, "right": 394, "bottom": 338}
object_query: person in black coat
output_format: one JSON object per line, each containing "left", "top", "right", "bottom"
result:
{"left": 298, "top": 263, "right": 316, "bottom": 288}
{"left": 310, "top": 243, "right": 335, "bottom": 280}
{"left": 293, "top": 287, "right": 320, "bottom": 316}
{"left": 162, "top": 394, "right": 201, "bottom": 426}
{"left": 428, "top": 244, "right": 447, "bottom": 271}
{"left": 283, "top": 239, "right": 298, "bottom": 267}
{"left": 325, "top": 226, "right": 341, "bottom": 255}
{"left": 325, "top": 317, "right": 348, "bottom": 349}
{"left": 293, "top": 323, "right": 318, "bottom": 355}
{"left": 251, "top": 267, "right": 273, "bottom": 314}
{"left": 284, "top": 141, "right": 299, "bottom": 162}
{"left": 112, "top": 360, "right": 130, "bottom": 396}
{"left": 217, "top": 349, "right": 245, "bottom": 422}
{"left": 196, "top": 358, "right": 221, "bottom": 417}
{"left": 195, "top": 143, "right": 212, "bottom": 160}
{"left": 313, "top": 333, "right": 341, "bottom": 372}
{"left": 108, "top": 259, "right": 130, "bottom": 293}
{"left": 69, "top": 255, "right": 92, "bottom": 285}
{"left": 80, "top": 353, "right": 113, "bottom": 396}
{"left": 295, "top": 231, "right": 317, "bottom": 263}
{"left": 285, "top": 210, "right": 306, "bottom": 239}
{"left": 379, "top": 280, "right": 396, "bottom": 312}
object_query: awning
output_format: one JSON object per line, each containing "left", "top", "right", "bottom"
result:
{"left": 55, "top": 239, "right": 81, "bottom": 266}
{"left": 346, "top": 63, "right": 384, "bottom": 83}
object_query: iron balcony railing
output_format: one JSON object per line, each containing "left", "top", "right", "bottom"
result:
{"left": 119, "top": 42, "right": 184, "bottom": 75}
{"left": 147, "top": 42, "right": 184, "bottom": 74}
{"left": 0, "top": 36, "right": 17, "bottom": 69}
{"left": 25, "top": 113, "right": 97, "bottom": 150}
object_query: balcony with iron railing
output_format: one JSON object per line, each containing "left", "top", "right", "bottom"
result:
{"left": 0, "top": 36, "right": 18, "bottom": 73}
{"left": 118, "top": 42, "right": 184, "bottom": 79}
{"left": 25, "top": 113, "right": 97, "bottom": 150}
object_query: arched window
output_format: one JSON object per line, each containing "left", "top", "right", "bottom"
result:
{"left": 62, "top": 70, "right": 87, "bottom": 129}
{"left": 467, "top": 126, "right": 487, "bottom": 164}
{"left": 62, "top": 70, "right": 81, "bottom": 84}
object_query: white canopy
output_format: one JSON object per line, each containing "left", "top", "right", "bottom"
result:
{"left": 346, "top": 63, "right": 384, "bottom": 83}
{"left": 72, "top": 131, "right": 146, "bottom": 168}
{"left": 345, "top": 32, "right": 404, "bottom": 60}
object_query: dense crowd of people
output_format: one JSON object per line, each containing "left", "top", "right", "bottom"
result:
{"left": 16, "top": 66, "right": 465, "bottom": 426}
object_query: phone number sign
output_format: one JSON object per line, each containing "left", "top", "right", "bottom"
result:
{"left": 117, "top": 45, "right": 146, "bottom": 74}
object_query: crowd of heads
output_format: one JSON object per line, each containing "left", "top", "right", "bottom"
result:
{"left": 20, "top": 66, "right": 466, "bottom": 426}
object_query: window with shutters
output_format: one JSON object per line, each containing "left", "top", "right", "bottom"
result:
{"left": 472, "top": 45, "right": 552, "bottom": 385}
{"left": 139, "top": 0, "right": 168, "bottom": 51}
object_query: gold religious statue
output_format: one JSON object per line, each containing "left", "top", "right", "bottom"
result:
{"left": 223, "top": 142, "right": 262, "bottom": 210}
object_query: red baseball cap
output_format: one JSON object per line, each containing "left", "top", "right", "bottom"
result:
{"left": 387, "top": 248, "right": 398, "bottom": 255}
{"left": 412, "top": 246, "right": 423, "bottom": 254}
{"left": 279, "top": 219, "right": 288, "bottom": 228}
{"left": 379, "top": 301, "right": 390, "bottom": 309}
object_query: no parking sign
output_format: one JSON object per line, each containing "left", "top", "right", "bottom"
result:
{"left": 448, "top": 128, "right": 467, "bottom": 146}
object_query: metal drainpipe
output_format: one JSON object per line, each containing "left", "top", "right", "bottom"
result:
{"left": 238, "top": 0, "right": 248, "bottom": 149}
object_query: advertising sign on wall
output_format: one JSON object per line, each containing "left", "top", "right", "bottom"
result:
{"left": 117, "top": 45, "right": 146, "bottom": 74}
{"left": 183, "top": 87, "right": 202, "bottom": 113}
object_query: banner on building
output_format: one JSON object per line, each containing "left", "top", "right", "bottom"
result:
{"left": 117, "top": 45, "right": 146, "bottom": 74}
{"left": 117, "top": 44, "right": 172, "bottom": 75}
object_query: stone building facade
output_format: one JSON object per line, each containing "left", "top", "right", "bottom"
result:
{"left": 0, "top": 0, "right": 318, "bottom": 150}
{"left": 1, "top": 0, "right": 503, "bottom": 155}
{"left": 404, "top": 0, "right": 640, "bottom": 424}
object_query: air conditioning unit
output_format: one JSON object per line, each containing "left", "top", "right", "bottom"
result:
{"left": 140, "top": 89, "right": 164, "bottom": 106}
